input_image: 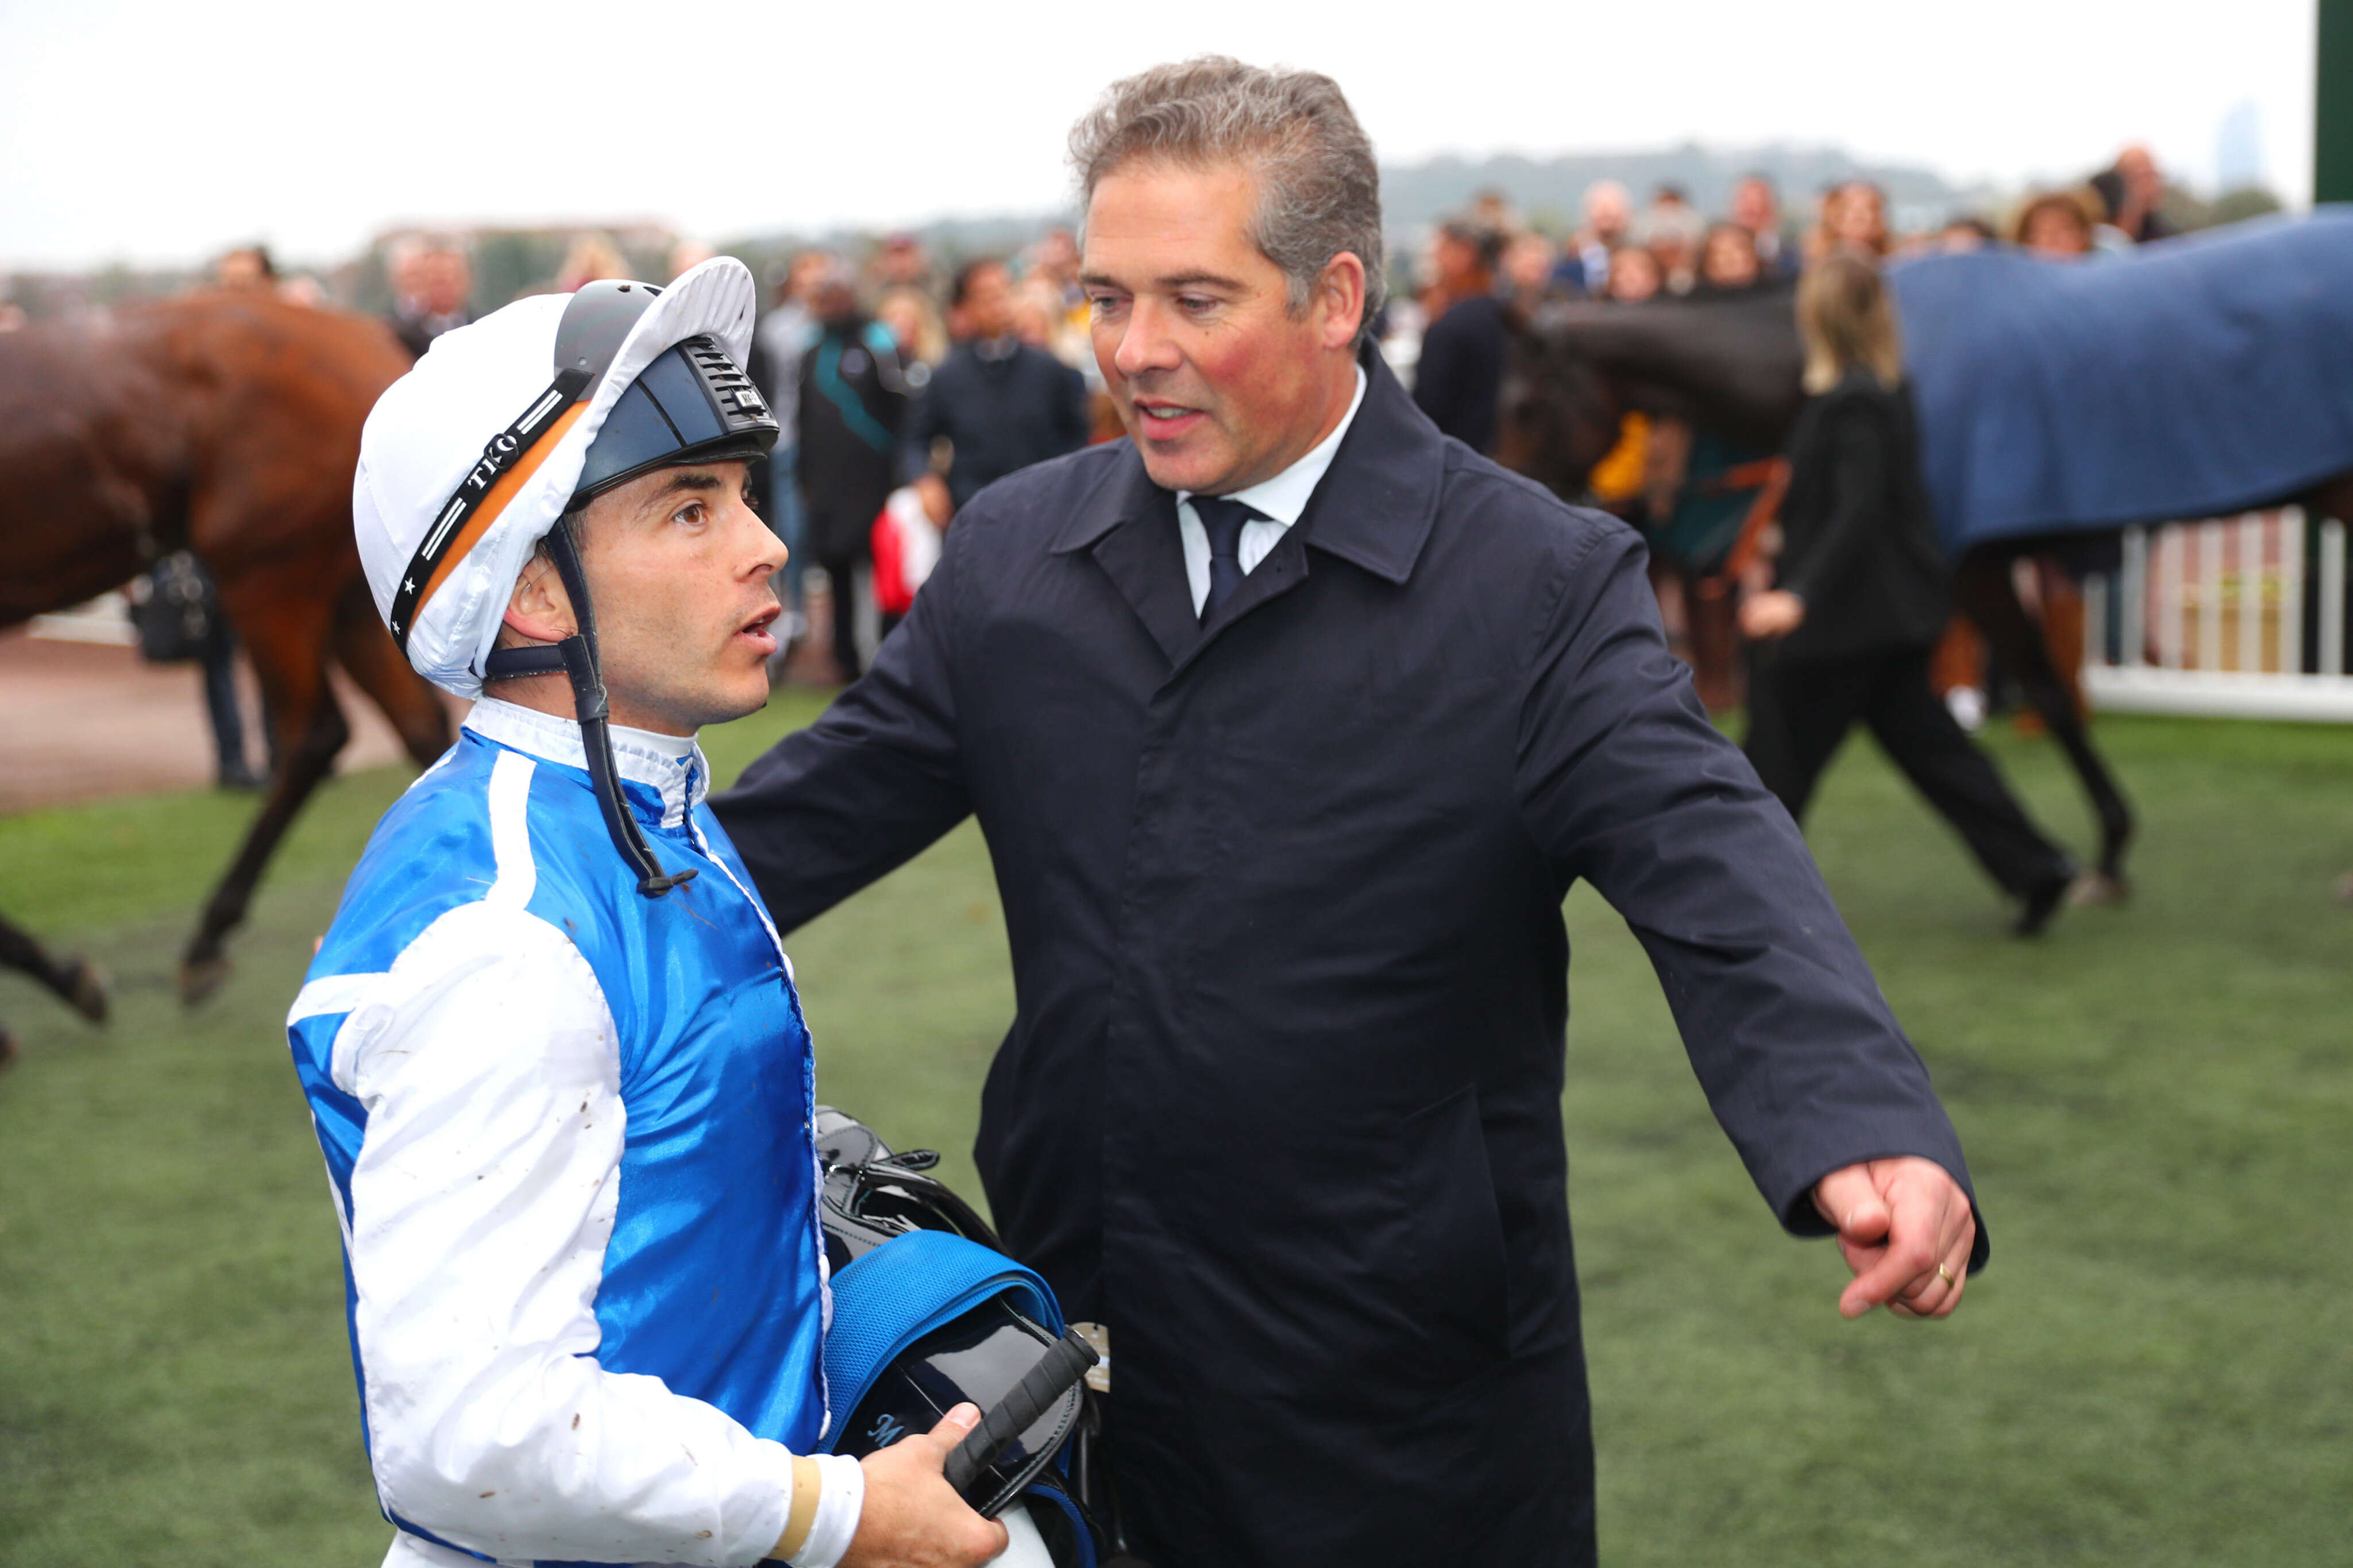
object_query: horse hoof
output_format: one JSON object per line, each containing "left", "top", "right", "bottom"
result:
{"left": 65, "top": 957, "right": 110, "bottom": 1025}
{"left": 179, "top": 957, "right": 232, "bottom": 1007}
{"left": 2069, "top": 871, "right": 2129, "bottom": 908}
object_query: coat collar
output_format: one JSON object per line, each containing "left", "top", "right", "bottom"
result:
{"left": 1050, "top": 346, "right": 1446, "bottom": 667}
{"left": 1293, "top": 343, "right": 1448, "bottom": 586}
{"left": 463, "top": 696, "right": 708, "bottom": 829}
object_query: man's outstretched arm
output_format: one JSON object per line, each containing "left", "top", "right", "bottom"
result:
{"left": 1511, "top": 520, "right": 1986, "bottom": 1311}
{"left": 715, "top": 527, "right": 975, "bottom": 934}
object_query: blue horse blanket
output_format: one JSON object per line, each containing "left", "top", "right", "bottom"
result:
{"left": 1889, "top": 208, "right": 2353, "bottom": 552}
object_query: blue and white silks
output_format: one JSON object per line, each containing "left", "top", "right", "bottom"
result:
{"left": 286, "top": 698, "right": 860, "bottom": 1568}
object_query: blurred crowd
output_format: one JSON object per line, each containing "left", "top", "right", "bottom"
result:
{"left": 1395, "top": 144, "right": 2186, "bottom": 446}
{"left": 168, "top": 224, "right": 1113, "bottom": 685}
{"left": 0, "top": 138, "right": 2244, "bottom": 702}
{"left": 1389, "top": 144, "right": 2206, "bottom": 722}
{"left": 737, "top": 238, "right": 1097, "bottom": 681}
{"left": 1409, "top": 141, "right": 2178, "bottom": 322}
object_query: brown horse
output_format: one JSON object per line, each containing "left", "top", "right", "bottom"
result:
{"left": 0, "top": 292, "right": 451, "bottom": 1002}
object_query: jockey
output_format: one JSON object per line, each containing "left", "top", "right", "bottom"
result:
{"left": 285, "top": 258, "right": 1006, "bottom": 1568}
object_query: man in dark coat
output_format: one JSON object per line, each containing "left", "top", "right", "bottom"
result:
{"left": 717, "top": 59, "right": 1982, "bottom": 1568}
{"left": 387, "top": 244, "right": 473, "bottom": 362}
{"left": 1411, "top": 219, "right": 1511, "bottom": 455}
{"left": 796, "top": 272, "right": 910, "bottom": 679}
{"left": 902, "top": 257, "right": 1091, "bottom": 521}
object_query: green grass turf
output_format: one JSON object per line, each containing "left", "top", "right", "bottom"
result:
{"left": 0, "top": 700, "right": 2347, "bottom": 1566}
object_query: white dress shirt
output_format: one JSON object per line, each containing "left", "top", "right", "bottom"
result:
{"left": 1176, "top": 366, "right": 1368, "bottom": 615}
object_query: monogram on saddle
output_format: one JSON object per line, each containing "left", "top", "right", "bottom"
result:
{"left": 1499, "top": 210, "right": 2353, "bottom": 896}
{"left": 0, "top": 291, "right": 450, "bottom": 1028}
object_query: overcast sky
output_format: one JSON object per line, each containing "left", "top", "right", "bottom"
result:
{"left": 0, "top": 0, "right": 2319, "bottom": 270}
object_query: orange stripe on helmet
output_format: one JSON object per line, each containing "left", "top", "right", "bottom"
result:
{"left": 410, "top": 400, "right": 590, "bottom": 624}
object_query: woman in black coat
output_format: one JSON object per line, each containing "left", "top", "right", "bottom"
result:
{"left": 1740, "top": 252, "right": 2077, "bottom": 933}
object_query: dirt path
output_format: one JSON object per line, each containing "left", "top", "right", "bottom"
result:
{"left": 0, "top": 631, "right": 434, "bottom": 813}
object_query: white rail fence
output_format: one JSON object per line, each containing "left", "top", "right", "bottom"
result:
{"left": 2081, "top": 508, "right": 2353, "bottom": 722}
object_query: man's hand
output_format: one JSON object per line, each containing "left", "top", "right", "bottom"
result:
{"left": 916, "top": 473, "right": 953, "bottom": 528}
{"left": 1812, "top": 1157, "right": 1976, "bottom": 1320}
{"left": 838, "top": 1404, "right": 1009, "bottom": 1568}
{"left": 1738, "top": 588, "right": 1806, "bottom": 641}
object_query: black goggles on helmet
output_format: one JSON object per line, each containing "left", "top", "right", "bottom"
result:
{"left": 556, "top": 279, "right": 778, "bottom": 503}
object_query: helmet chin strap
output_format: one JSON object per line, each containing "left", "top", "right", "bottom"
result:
{"left": 481, "top": 516, "right": 696, "bottom": 898}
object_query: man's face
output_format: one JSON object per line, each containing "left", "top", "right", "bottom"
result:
{"left": 216, "top": 249, "right": 269, "bottom": 289}
{"left": 813, "top": 279, "right": 859, "bottom": 328}
{"left": 1503, "top": 235, "right": 1553, "bottom": 294}
{"left": 788, "top": 252, "right": 831, "bottom": 302}
{"left": 1731, "top": 179, "right": 1776, "bottom": 235}
{"left": 1037, "top": 229, "right": 1080, "bottom": 282}
{"left": 389, "top": 248, "right": 428, "bottom": 303}
{"left": 562, "top": 459, "right": 784, "bottom": 735}
{"left": 421, "top": 252, "right": 470, "bottom": 316}
{"left": 1585, "top": 185, "right": 1630, "bottom": 242}
{"left": 961, "top": 263, "right": 1015, "bottom": 341}
{"left": 1082, "top": 160, "right": 1362, "bottom": 496}
{"left": 1432, "top": 233, "right": 1479, "bottom": 288}
{"left": 879, "top": 238, "right": 927, "bottom": 286}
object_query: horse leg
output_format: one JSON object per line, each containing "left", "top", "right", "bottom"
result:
{"left": 179, "top": 594, "right": 349, "bottom": 1004}
{"left": 0, "top": 910, "right": 108, "bottom": 1022}
{"left": 330, "top": 581, "right": 453, "bottom": 769}
{"left": 1955, "top": 547, "right": 2136, "bottom": 895}
{"left": 1688, "top": 576, "right": 1745, "bottom": 712}
{"left": 0, "top": 907, "right": 110, "bottom": 1070}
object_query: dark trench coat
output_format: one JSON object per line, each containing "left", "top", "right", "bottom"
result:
{"left": 714, "top": 352, "right": 1985, "bottom": 1568}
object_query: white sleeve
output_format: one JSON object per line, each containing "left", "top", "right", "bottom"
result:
{"left": 335, "top": 899, "right": 838, "bottom": 1567}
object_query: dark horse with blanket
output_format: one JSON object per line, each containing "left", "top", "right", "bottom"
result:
{"left": 1500, "top": 210, "right": 2353, "bottom": 894}
{"left": 0, "top": 292, "right": 451, "bottom": 1026}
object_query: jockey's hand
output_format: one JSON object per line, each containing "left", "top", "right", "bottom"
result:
{"left": 1739, "top": 588, "right": 1807, "bottom": 640}
{"left": 838, "top": 1404, "right": 1009, "bottom": 1568}
{"left": 1812, "top": 1157, "right": 1977, "bottom": 1320}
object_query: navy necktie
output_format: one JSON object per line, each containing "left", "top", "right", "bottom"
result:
{"left": 1193, "top": 496, "right": 1265, "bottom": 620}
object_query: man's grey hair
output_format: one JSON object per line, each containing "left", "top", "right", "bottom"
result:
{"left": 1069, "top": 57, "right": 1386, "bottom": 344}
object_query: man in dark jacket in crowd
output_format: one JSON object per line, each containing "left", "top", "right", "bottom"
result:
{"left": 796, "top": 269, "right": 909, "bottom": 679}
{"left": 719, "top": 57, "right": 1982, "bottom": 1568}
{"left": 1411, "top": 219, "right": 1512, "bottom": 455}
{"left": 387, "top": 244, "right": 473, "bottom": 362}
{"left": 902, "top": 258, "right": 1090, "bottom": 524}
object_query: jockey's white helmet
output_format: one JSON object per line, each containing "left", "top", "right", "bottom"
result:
{"left": 352, "top": 256, "right": 772, "bottom": 699}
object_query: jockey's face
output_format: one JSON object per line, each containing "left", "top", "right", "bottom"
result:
{"left": 1082, "top": 160, "right": 1364, "bottom": 498}
{"left": 506, "top": 459, "right": 783, "bottom": 735}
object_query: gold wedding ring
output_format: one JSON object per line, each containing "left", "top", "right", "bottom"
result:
{"left": 1937, "top": 1262, "right": 1957, "bottom": 1287}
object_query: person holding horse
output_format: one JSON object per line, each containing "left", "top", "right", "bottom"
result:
{"left": 1739, "top": 251, "right": 2078, "bottom": 933}
{"left": 284, "top": 258, "right": 1006, "bottom": 1568}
